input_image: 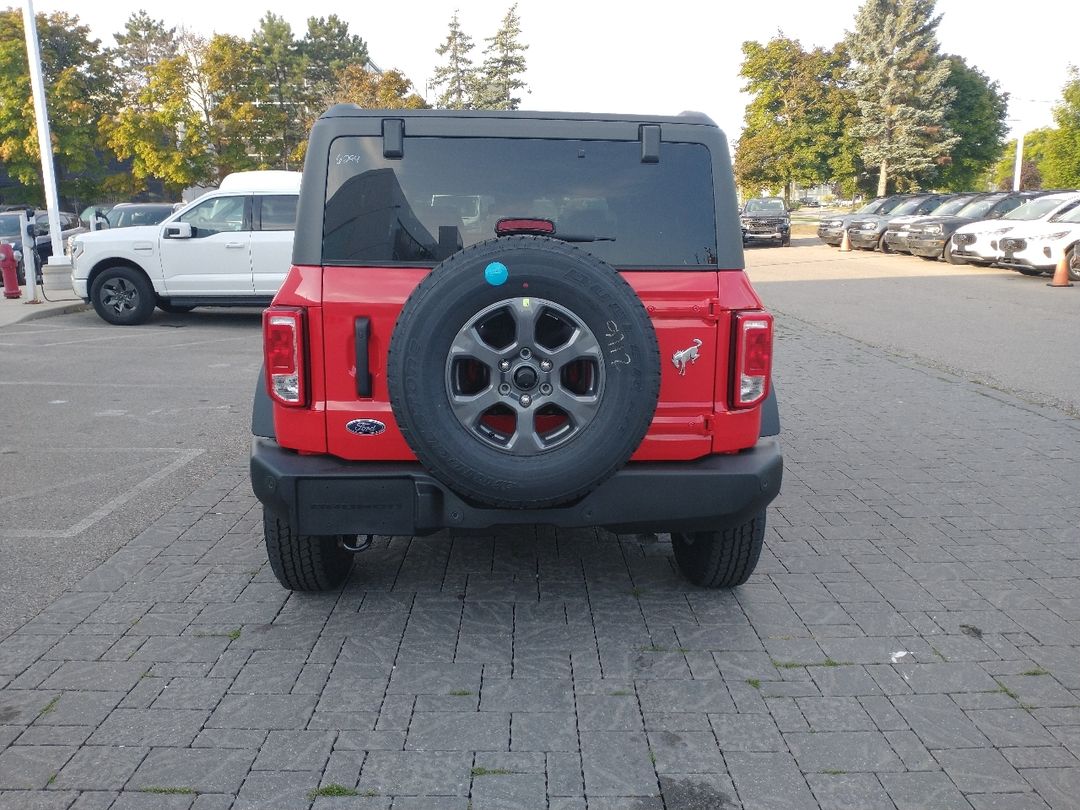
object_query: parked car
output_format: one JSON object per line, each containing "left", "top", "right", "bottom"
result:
{"left": 0, "top": 208, "right": 86, "bottom": 283}
{"left": 740, "top": 197, "right": 790, "bottom": 246}
{"left": 847, "top": 193, "right": 951, "bottom": 251}
{"left": 71, "top": 171, "right": 300, "bottom": 324}
{"left": 906, "top": 191, "right": 1048, "bottom": 263}
{"left": 250, "top": 106, "right": 782, "bottom": 592}
{"left": 104, "top": 202, "right": 179, "bottom": 229}
{"left": 816, "top": 195, "right": 907, "bottom": 246}
{"left": 951, "top": 191, "right": 1080, "bottom": 266}
{"left": 798, "top": 197, "right": 820, "bottom": 207}
{"left": 996, "top": 199, "right": 1080, "bottom": 279}
{"left": 881, "top": 193, "right": 979, "bottom": 254}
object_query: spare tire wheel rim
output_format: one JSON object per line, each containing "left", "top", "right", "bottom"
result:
{"left": 445, "top": 296, "right": 606, "bottom": 455}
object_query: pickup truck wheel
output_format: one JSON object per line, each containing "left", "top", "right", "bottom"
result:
{"left": 671, "top": 511, "right": 766, "bottom": 588}
{"left": 263, "top": 509, "right": 352, "bottom": 591}
{"left": 90, "top": 267, "right": 155, "bottom": 325}
{"left": 157, "top": 302, "right": 196, "bottom": 314}
{"left": 388, "top": 235, "right": 661, "bottom": 509}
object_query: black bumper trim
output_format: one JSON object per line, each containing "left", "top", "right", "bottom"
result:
{"left": 250, "top": 437, "right": 783, "bottom": 536}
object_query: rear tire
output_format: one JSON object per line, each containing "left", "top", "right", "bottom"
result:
{"left": 263, "top": 509, "right": 353, "bottom": 591}
{"left": 1068, "top": 246, "right": 1080, "bottom": 282}
{"left": 878, "top": 235, "right": 891, "bottom": 253}
{"left": 671, "top": 511, "right": 766, "bottom": 589}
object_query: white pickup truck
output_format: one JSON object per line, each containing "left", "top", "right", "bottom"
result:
{"left": 71, "top": 171, "right": 301, "bottom": 325}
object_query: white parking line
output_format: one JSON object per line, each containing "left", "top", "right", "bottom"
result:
{"left": 0, "top": 448, "right": 204, "bottom": 539}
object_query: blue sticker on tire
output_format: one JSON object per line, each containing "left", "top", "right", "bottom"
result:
{"left": 484, "top": 262, "right": 508, "bottom": 286}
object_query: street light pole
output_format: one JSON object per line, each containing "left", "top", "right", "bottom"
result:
{"left": 1012, "top": 131, "right": 1024, "bottom": 191}
{"left": 21, "top": 0, "right": 64, "bottom": 266}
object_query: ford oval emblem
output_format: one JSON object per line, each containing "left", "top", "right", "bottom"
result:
{"left": 346, "top": 418, "right": 386, "bottom": 436}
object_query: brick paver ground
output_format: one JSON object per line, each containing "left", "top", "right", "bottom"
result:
{"left": 1, "top": 317, "right": 1078, "bottom": 809}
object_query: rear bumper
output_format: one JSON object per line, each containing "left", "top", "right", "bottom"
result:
{"left": 250, "top": 436, "right": 783, "bottom": 536}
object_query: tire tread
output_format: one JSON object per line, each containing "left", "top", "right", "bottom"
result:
{"left": 672, "top": 511, "right": 766, "bottom": 589}
{"left": 263, "top": 509, "right": 351, "bottom": 591}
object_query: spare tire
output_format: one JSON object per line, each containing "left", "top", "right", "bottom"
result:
{"left": 388, "top": 235, "right": 660, "bottom": 508}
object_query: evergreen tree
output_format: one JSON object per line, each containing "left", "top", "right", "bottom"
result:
{"left": 846, "top": 0, "right": 958, "bottom": 195}
{"left": 251, "top": 13, "right": 308, "bottom": 169}
{"left": 936, "top": 55, "right": 1008, "bottom": 191}
{"left": 475, "top": 4, "right": 528, "bottom": 110}
{"left": 112, "top": 11, "right": 178, "bottom": 103}
{"left": 430, "top": 11, "right": 477, "bottom": 110}
{"left": 1043, "top": 67, "right": 1080, "bottom": 188}
{"left": 302, "top": 15, "right": 368, "bottom": 106}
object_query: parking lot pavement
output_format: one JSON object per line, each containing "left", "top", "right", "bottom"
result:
{"left": 1, "top": 302, "right": 1079, "bottom": 808}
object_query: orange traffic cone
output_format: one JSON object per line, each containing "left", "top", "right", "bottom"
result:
{"left": 1047, "top": 250, "right": 1074, "bottom": 288}
{"left": 838, "top": 228, "right": 852, "bottom": 252}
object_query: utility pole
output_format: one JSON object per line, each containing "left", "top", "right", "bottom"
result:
{"left": 1012, "top": 132, "right": 1024, "bottom": 191}
{"left": 22, "top": 0, "right": 65, "bottom": 269}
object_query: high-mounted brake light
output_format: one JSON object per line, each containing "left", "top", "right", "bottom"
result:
{"left": 264, "top": 307, "right": 307, "bottom": 406}
{"left": 732, "top": 312, "right": 773, "bottom": 409}
{"left": 495, "top": 217, "right": 556, "bottom": 236}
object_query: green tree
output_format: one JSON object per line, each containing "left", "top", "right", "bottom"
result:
{"left": 935, "top": 55, "right": 1008, "bottom": 190}
{"left": 251, "top": 13, "right": 308, "bottom": 169}
{"left": 475, "top": 4, "right": 528, "bottom": 110}
{"left": 301, "top": 15, "right": 368, "bottom": 106}
{"left": 1043, "top": 66, "right": 1080, "bottom": 188}
{"left": 103, "top": 53, "right": 206, "bottom": 195}
{"left": 734, "top": 36, "right": 857, "bottom": 201}
{"left": 990, "top": 127, "right": 1053, "bottom": 190}
{"left": 0, "top": 10, "right": 116, "bottom": 204}
{"left": 195, "top": 33, "right": 267, "bottom": 182}
{"left": 846, "top": 0, "right": 958, "bottom": 195}
{"left": 430, "top": 10, "right": 477, "bottom": 110}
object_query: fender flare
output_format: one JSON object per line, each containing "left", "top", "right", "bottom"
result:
{"left": 759, "top": 384, "right": 780, "bottom": 437}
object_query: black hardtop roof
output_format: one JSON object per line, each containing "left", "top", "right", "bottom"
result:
{"left": 319, "top": 105, "right": 718, "bottom": 128}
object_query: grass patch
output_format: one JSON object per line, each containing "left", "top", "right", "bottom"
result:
{"left": 46, "top": 773, "right": 56, "bottom": 787}
{"left": 227, "top": 628, "right": 241, "bottom": 641}
{"left": 771, "top": 660, "right": 804, "bottom": 669}
{"left": 648, "top": 749, "right": 657, "bottom": 765}
{"left": 994, "top": 680, "right": 1020, "bottom": 701}
{"left": 306, "top": 784, "right": 359, "bottom": 799}
{"left": 471, "top": 767, "right": 514, "bottom": 777}
{"left": 772, "top": 658, "right": 852, "bottom": 669}
{"left": 640, "top": 644, "right": 668, "bottom": 653}
{"left": 820, "top": 768, "right": 846, "bottom": 775}
{"left": 141, "top": 786, "right": 195, "bottom": 795}
{"left": 449, "top": 689, "right": 475, "bottom": 696}
{"left": 746, "top": 678, "right": 762, "bottom": 689}
{"left": 1022, "top": 668, "right": 1049, "bottom": 677}
{"left": 630, "top": 586, "right": 646, "bottom": 597}
{"left": 38, "top": 695, "right": 61, "bottom": 717}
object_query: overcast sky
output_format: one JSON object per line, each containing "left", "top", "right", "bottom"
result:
{"left": 32, "top": 0, "right": 1074, "bottom": 141}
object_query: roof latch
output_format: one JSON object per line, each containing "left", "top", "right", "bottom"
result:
{"left": 382, "top": 119, "right": 404, "bottom": 159}
{"left": 639, "top": 125, "right": 660, "bottom": 163}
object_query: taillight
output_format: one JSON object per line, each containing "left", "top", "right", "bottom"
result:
{"left": 264, "top": 307, "right": 307, "bottom": 406}
{"left": 732, "top": 311, "right": 773, "bottom": 408}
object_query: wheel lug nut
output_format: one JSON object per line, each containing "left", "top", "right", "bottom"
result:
{"left": 519, "top": 394, "right": 532, "bottom": 407}
{"left": 519, "top": 348, "right": 532, "bottom": 360}
{"left": 499, "top": 360, "right": 511, "bottom": 372}
{"left": 540, "top": 360, "right": 552, "bottom": 372}
{"left": 498, "top": 383, "right": 512, "bottom": 395}
{"left": 539, "top": 383, "right": 552, "bottom": 395}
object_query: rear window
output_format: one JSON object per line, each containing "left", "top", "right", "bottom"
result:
{"left": 323, "top": 137, "right": 717, "bottom": 268}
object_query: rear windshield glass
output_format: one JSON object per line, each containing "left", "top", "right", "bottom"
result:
{"left": 323, "top": 137, "right": 718, "bottom": 268}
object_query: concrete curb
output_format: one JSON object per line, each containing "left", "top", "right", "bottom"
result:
{"left": 0, "top": 299, "right": 88, "bottom": 327}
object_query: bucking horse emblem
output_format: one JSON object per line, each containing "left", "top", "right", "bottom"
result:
{"left": 672, "top": 339, "right": 703, "bottom": 376}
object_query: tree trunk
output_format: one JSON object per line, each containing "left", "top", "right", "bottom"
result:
{"left": 877, "top": 160, "right": 888, "bottom": 197}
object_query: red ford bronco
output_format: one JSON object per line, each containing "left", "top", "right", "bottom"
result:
{"left": 250, "top": 107, "right": 782, "bottom": 591}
